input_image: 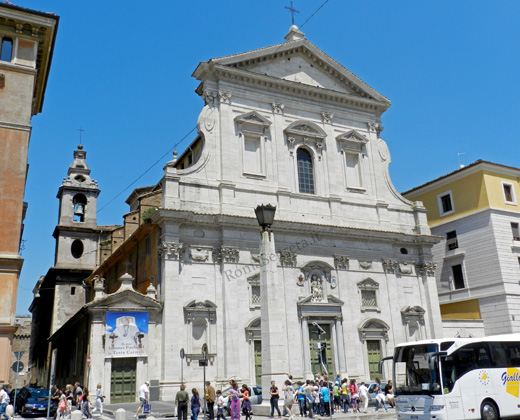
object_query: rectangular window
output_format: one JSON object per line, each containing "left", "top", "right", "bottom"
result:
{"left": 452, "top": 264, "right": 465, "bottom": 290}
{"left": 345, "top": 153, "right": 362, "bottom": 188}
{"left": 446, "top": 230, "right": 458, "bottom": 250}
{"left": 361, "top": 290, "right": 377, "bottom": 307}
{"left": 441, "top": 194, "right": 453, "bottom": 213}
{"left": 437, "top": 191, "right": 455, "bottom": 216}
{"left": 251, "top": 285, "right": 260, "bottom": 305}
{"left": 512, "top": 223, "right": 520, "bottom": 241}
{"left": 0, "top": 38, "right": 13, "bottom": 62}
{"left": 503, "top": 182, "right": 517, "bottom": 204}
{"left": 243, "top": 135, "right": 262, "bottom": 175}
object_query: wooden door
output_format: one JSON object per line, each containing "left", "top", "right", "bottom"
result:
{"left": 254, "top": 340, "right": 262, "bottom": 385}
{"left": 367, "top": 340, "right": 381, "bottom": 379}
{"left": 110, "top": 358, "right": 136, "bottom": 403}
{"left": 309, "top": 323, "right": 333, "bottom": 376}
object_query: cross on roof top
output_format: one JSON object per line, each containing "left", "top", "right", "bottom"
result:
{"left": 285, "top": 1, "right": 299, "bottom": 25}
{"left": 77, "top": 127, "right": 85, "bottom": 145}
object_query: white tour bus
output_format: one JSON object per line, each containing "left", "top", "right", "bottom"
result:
{"left": 379, "top": 334, "right": 520, "bottom": 420}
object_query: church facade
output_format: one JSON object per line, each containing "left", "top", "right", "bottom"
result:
{"left": 35, "top": 26, "right": 443, "bottom": 403}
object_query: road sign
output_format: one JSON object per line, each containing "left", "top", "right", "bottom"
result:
{"left": 14, "top": 351, "right": 24, "bottom": 361}
{"left": 87, "top": 356, "right": 91, "bottom": 366}
{"left": 180, "top": 348, "right": 185, "bottom": 359}
{"left": 12, "top": 361, "right": 24, "bottom": 373}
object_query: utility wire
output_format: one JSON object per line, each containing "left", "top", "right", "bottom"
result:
{"left": 299, "top": 0, "right": 330, "bottom": 29}
{"left": 97, "top": 125, "right": 197, "bottom": 214}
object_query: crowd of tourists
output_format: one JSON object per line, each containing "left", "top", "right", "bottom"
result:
{"left": 172, "top": 374, "right": 394, "bottom": 420}
{"left": 50, "top": 382, "right": 105, "bottom": 419}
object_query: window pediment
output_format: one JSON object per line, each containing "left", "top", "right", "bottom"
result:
{"left": 285, "top": 121, "right": 326, "bottom": 140}
{"left": 337, "top": 130, "right": 368, "bottom": 153}
{"left": 357, "top": 278, "right": 379, "bottom": 290}
{"left": 358, "top": 318, "right": 389, "bottom": 332}
{"left": 184, "top": 299, "right": 217, "bottom": 323}
{"left": 235, "top": 111, "right": 271, "bottom": 131}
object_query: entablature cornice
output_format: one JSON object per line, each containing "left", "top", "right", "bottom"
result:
{"left": 208, "top": 64, "right": 389, "bottom": 115}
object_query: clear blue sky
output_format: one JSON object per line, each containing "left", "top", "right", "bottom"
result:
{"left": 15, "top": 0, "right": 520, "bottom": 314}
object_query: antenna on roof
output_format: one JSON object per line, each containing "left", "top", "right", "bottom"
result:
{"left": 457, "top": 152, "right": 466, "bottom": 169}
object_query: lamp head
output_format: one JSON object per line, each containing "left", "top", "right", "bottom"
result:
{"left": 254, "top": 204, "right": 276, "bottom": 231}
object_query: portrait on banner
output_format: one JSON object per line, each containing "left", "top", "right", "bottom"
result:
{"left": 106, "top": 312, "right": 148, "bottom": 358}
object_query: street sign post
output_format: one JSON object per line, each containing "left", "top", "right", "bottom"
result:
{"left": 13, "top": 351, "right": 25, "bottom": 411}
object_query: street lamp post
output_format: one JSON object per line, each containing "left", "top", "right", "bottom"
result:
{"left": 254, "top": 204, "right": 289, "bottom": 403}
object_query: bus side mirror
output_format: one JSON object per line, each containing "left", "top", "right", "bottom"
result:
{"left": 379, "top": 356, "right": 394, "bottom": 374}
{"left": 428, "top": 351, "right": 447, "bottom": 371}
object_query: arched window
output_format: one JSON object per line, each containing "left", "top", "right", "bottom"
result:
{"left": 73, "top": 193, "right": 87, "bottom": 222}
{"left": 297, "top": 148, "right": 315, "bottom": 194}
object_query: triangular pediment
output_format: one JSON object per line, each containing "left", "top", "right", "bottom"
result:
{"left": 235, "top": 111, "right": 271, "bottom": 127}
{"left": 86, "top": 289, "right": 162, "bottom": 311}
{"left": 337, "top": 130, "right": 369, "bottom": 145}
{"left": 202, "top": 39, "right": 389, "bottom": 104}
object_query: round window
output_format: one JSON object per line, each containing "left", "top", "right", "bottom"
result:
{"left": 71, "top": 239, "right": 84, "bottom": 259}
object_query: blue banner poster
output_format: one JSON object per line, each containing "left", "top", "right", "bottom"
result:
{"left": 106, "top": 312, "right": 148, "bottom": 358}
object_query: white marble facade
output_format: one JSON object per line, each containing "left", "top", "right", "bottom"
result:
{"left": 149, "top": 26, "right": 443, "bottom": 399}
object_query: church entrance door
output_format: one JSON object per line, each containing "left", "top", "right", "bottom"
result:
{"left": 111, "top": 357, "right": 136, "bottom": 403}
{"left": 367, "top": 340, "right": 381, "bottom": 379}
{"left": 308, "top": 323, "right": 333, "bottom": 376}
{"left": 254, "top": 340, "right": 262, "bottom": 385}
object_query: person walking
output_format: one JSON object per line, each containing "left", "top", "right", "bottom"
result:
{"left": 227, "top": 381, "right": 241, "bottom": 420}
{"left": 135, "top": 381, "right": 150, "bottom": 419}
{"left": 176, "top": 385, "right": 190, "bottom": 420}
{"left": 95, "top": 383, "right": 105, "bottom": 415}
{"left": 240, "top": 384, "right": 252, "bottom": 420}
{"left": 374, "top": 378, "right": 388, "bottom": 412}
{"left": 73, "top": 382, "right": 83, "bottom": 410}
{"left": 191, "top": 389, "right": 201, "bottom": 420}
{"left": 216, "top": 390, "right": 227, "bottom": 420}
{"left": 205, "top": 382, "right": 216, "bottom": 420}
{"left": 358, "top": 382, "right": 369, "bottom": 414}
{"left": 296, "top": 382, "right": 306, "bottom": 418}
{"left": 269, "top": 381, "right": 281, "bottom": 418}
{"left": 0, "top": 386, "right": 9, "bottom": 420}
{"left": 81, "top": 388, "right": 92, "bottom": 419}
{"left": 348, "top": 379, "right": 359, "bottom": 413}
{"left": 282, "top": 380, "right": 294, "bottom": 420}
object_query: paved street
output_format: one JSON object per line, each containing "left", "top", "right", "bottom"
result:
{"left": 13, "top": 407, "right": 397, "bottom": 420}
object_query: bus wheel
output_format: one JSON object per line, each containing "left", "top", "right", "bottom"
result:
{"left": 481, "top": 401, "right": 499, "bottom": 420}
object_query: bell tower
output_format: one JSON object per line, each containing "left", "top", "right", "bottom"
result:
{"left": 54, "top": 144, "right": 100, "bottom": 269}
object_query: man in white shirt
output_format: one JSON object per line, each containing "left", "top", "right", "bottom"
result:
{"left": 0, "top": 386, "right": 10, "bottom": 420}
{"left": 135, "top": 381, "right": 149, "bottom": 418}
{"left": 358, "top": 382, "right": 369, "bottom": 414}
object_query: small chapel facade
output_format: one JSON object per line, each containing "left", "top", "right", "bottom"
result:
{"left": 34, "top": 26, "right": 443, "bottom": 403}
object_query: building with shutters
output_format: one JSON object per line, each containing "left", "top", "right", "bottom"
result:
{"left": 403, "top": 160, "right": 520, "bottom": 338}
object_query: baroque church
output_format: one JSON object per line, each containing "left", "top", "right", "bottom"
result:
{"left": 30, "top": 26, "right": 443, "bottom": 403}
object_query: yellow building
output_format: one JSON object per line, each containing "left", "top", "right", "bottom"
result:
{"left": 403, "top": 160, "right": 520, "bottom": 337}
{"left": 0, "top": 4, "right": 58, "bottom": 383}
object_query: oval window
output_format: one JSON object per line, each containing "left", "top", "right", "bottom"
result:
{"left": 71, "top": 239, "right": 84, "bottom": 259}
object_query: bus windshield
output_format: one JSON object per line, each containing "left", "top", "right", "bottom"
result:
{"left": 394, "top": 343, "right": 442, "bottom": 396}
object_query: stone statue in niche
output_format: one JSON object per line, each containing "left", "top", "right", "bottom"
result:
{"left": 310, "top": 274, "right": 324, "bottom": 302}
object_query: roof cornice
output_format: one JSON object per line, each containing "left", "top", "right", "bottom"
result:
{"left": 0, "top": 4, "right": 59, "bottom": 115}
{"left": 200, "top": 63, "right": 389, "bottom": 115}
{"left": 403, "top": 160, "right": 520, "bottom": 197}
